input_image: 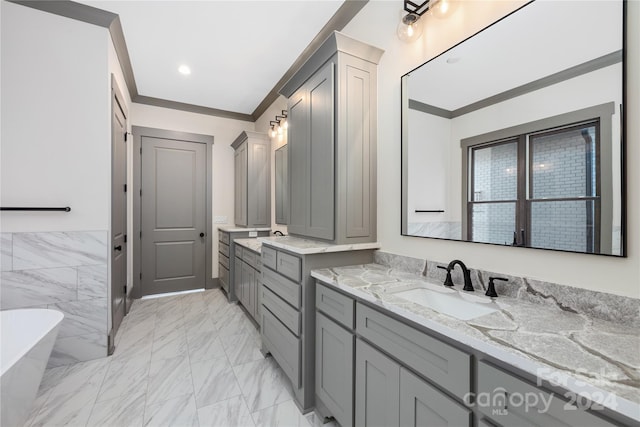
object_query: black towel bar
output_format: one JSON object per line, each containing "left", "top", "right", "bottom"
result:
{"left": 1, "top": 207, "right": 71, "bottom": 212}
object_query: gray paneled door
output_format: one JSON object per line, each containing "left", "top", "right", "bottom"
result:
{"left": 141, "top": 137, "right": 206, "bottom": 296}
{"left": 111, "top": 78, "right": 127, "bottom": 343}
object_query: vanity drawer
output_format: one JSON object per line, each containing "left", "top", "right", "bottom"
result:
{"left": 262, "top": 285, "right": 301, "bottom": 336}
{"left": 477, "top": 361, "right": 617, "bottom": 427}
{"left": 262, "top": 246, "right": 277, "bottom": 270}
{"left": 262, "top": 267, "right": 301, "bottom": 309}
{"left": 262, "top": 308, "right": 301, "bottom": 388}
{"left": 277, "top": 251, "right": 301, "bottom": 282}
{"left": 316, "top": 282, "right": 354, "bottom": 329}
{"left": 356, "top": 303, "right": 471, "bottom": 401}
{"left": 219, "top": 264, "right": 229, "bottom": 292}
{"left": 219, "top": 231, "right": 229, "bottom": 244}
{"left": 234, "top": 245, "right": 243, "bottom": 259}
{"left": 219, "top": 242, "right": 229, "bottom": 258}
{"left": 243, "top": 250, "right": 258, "bottom": 270}
{"left": 219, "top": 253, "right": 229, "bottom": 270}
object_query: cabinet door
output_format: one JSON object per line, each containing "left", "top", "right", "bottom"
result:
{"left": 234, "top": 256, "right": 243, "bottom": 303}
{"left": 399, "top": 368, "right": 471, "bottom": 427}
{"left": 275, "top": 144, "right": 289, "bottom": 225}
{"left": 234, "top": 143, "right": 247, "bottom": 226}
{"left": 355, "top": 339, "right": 400, "bottom": 427}
{"left": 316, "top": 312, "right": 354, "bottom": 427}
{"left": 248, "top": 142, "right": 270, "bottom": 227}
{"left": 306, "top": 61, "right": 335, "bottom": 240}
{"left": 241, "top": 262, "right": 256, "bottom": 318}
{"left": 287, "top": 88, "right": 308, "bottom": 236}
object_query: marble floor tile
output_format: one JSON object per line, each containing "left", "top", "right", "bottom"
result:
{"left": 191, "top": 356, "right": 242, "bottom": 408}
{"left": 146, "top": 355, "right": 194, "bottom": 405}
{"left": 251, "top": 399, "right": 312, "bottom": 427}
{"left": 151, "top": 325, "right": 188, "bottom": 362}
{"left": 23, "top": 389, "right": 51, "bottom": 427}
{"left": 184, "top": 310, "right": 217, "bottom": 339}
{"left": 112, "top": 333, "right": 154, "bottom": 362}
{"left": 37, "top": 365, "right": 69, "bottom": 396}
{"left": 48, "top": 357, "right": 110, "bottom": 397}
{"left": 47, "top": 332, "right": 108, "bottom": 367}
{"left": 209, "top": 301, "right": 243, "bottom": 324}
{"left": 187, "top": 330, "right": 226, "bottom": 362}
{"left": 30, "top": 388, "right": 97, "bottom": 427}
{"left": 144, "top": 393, "right": 199, "bottom": 427}
{"left": 86, "top": 388, "right": 146, "bottom": 427}
{"left": 197, "top": 395, "right": 256, "bottom": 427}
{"left": 233, "top": 358, "right": 293, "bottom": 412}
{"left": 216, "top": 310, "right": 254, "bottom": 339}
{"left": 221, "top": 332, "right": 264, "bottom": 366}
{"left": 97, "top": 354, "right": 150, "bottom": 402}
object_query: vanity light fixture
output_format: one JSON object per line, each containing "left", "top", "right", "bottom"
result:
{"left": 398, "top": 0, "right": 456, "bottom": 42}
{"left": 269, "top": 110, "right": 288, "bottom": 138}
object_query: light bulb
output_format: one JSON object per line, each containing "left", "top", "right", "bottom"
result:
{"left": 282, "top": 119, "right": 288, "bottom": 130}
{"left": 277, "top": 124, "right": 283, "bottom": 135}
{"left": 270, "top": 127, "right": 277, "bottom": 138}
{"left": 430, "top": 0, "right": 458, "bottom": 19}
{"left": 397, "top": 13, "right": 423, "bottom": 43}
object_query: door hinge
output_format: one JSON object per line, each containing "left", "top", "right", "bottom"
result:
{"left": 140, "top": 189, "right": 142, "bottom": 197}
{"left": 140, "top": 231, "right": 142, "bottom": 238}
{"left": 139, "top": 273, "right": 142, "bottom": 280}
{"left": 124, "top": 234, "right": 127, "bottom": 243}
{"left": 124, "top": 132, "right": 128, "bottom": 142}
{"left": 123, "top": 285, "right": 127, "bottom": 294}
{"left": 140, "top": 147, "right": 142, "bottom": 154}
{"left": 124, "top": 184, "right": 127, "bottom": 193}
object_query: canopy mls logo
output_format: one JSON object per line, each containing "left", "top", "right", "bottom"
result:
{"left": 465, "top": 367, "right": 619, "bottom": 416}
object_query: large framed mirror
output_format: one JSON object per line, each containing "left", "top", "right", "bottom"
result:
{"left": 401, "top": 0, "right": 626, "bottom": 256}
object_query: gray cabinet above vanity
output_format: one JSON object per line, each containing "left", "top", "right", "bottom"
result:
{"left": 279, "top": 31, "right": 383, "bottom": 245}
{"left": 232, "top": 131, "right": 270, "bottom": 228}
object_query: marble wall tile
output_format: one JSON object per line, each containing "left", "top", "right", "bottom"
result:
{"left": 0, "top": 267, "right": 77, "bottom": 310}
{"left": 1, "top": 232, "right": 12, "bottom": 271}
{"left": 48, "top": 333, "right": 108, "bottom": 368}
{"left": 12, "top": 231, "right": 107, "bottom": 270}
{"left": 48, "top": 298, "right": 108, "bottom": 338}
{"left": 77, "top": 264, "right": 107, "bottom": 300}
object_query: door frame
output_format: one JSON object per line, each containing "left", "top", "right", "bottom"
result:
{"left": 131, "top": 126, "right": 214, "bottom": 299}
{"left": 110, "top": 75, "right": 128, "bottom": 353}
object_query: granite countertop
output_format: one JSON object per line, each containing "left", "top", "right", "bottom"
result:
{"left": 310, "top": 263, "right": 640, "bottom": 422}
{"left": 258, "top": 236, "right": 381, "bottom": 255}
{"left": 218, "top": 226, "right": 271, "bottom": 233}
{"left": 234, "top": 238, "right": 262, "bottom": 254}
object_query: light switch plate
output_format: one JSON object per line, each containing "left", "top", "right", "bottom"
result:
{"left": 249, "top": 231, "right": 258, "bottom": 237}
{"left": 214, "top": 216, "right": 227, "bottom": 224}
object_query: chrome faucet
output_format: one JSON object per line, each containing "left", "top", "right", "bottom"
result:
{"left": 446, "top": 259, "right": 474, "bottom": 292}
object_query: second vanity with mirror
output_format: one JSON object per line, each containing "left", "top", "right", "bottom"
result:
{"left": 401, "top": 0, "right": 626, "bottom": 256}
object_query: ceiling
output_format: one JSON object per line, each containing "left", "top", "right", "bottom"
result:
{"left": 78, "top": 0, "right": 345, "bottom": 116}
{"left": 407, "top": 0, "right": 622, "bottom": 112}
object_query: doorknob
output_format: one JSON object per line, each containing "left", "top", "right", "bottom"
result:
{"left": 199, "top": 232, "right": 205, "bottom": 238}
{"left": 114, "top": 245, "right": 122, "bottom": 251}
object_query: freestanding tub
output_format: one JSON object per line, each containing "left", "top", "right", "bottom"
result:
{"left": 1, "top": 309, "right": 64, "bottom": 427}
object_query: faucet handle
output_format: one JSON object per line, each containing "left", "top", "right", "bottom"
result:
{"left": 437, "top": 265, "right": 454, "bottom": 287}
{"left": 486, "top": 277, "right": 508, "bottom": 298}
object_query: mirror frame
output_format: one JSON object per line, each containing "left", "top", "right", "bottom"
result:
{"left": 400, "top": 0, "right": 627, "bottom": 257}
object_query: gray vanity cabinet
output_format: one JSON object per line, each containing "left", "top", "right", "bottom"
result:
{"left": 399, "top": 368, "right": 472, "bottom": 427}
{"left": 218, "top": 229, "right": 269, "bottom": 302}
{"left": 355, "top": 338, "right": 400, "bottom": 427}
{"left": 477, "top": 361, "right": 617, "bottom": 427}
{"left": 232, "top": 131, "right": 270, "bottom": 228}
{"left": 280, "top": 32, "right": 383, "bottom": 244}
{"left": 275, "top": 144, "right": 288, "bottom": 225}
{"left": 315, "top": 312, "right": 354, "bottom": 427}
{"left": 236, "top": 246, "right": 260, "bottom": 324}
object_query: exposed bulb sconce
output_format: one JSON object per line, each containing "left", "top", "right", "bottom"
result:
{"left": 269, "top": 110, "right": 288, "bottom": 138}
{"left": 398, "top": 0, "right": 456, "bottom": 43}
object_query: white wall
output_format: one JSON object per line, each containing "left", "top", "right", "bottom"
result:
{"left": 1, "top": 2, "right": 110, "bottom": 232}
{"left": 338, "top": 0, "right": 639, "bottom": 298}
{"left": 130, "top": 103, "right": 254, "bottom": 278}
{"left": 255, "top": 95, "right": 288, "bottom": 234}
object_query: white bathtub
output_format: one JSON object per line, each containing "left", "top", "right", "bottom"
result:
{"left": 1, "top": 309, "right": 64, "bottom": 427}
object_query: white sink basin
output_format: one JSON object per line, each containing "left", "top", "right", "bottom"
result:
{"left": 388, "top": 285, "right": 499, "bottom": 321}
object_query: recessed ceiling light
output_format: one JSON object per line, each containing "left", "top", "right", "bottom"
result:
{"left": 178, "top": 65, "right": 191, "bottom": 75}
{"left": 446, "top": 57, "right": 461, "bottom": 64}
